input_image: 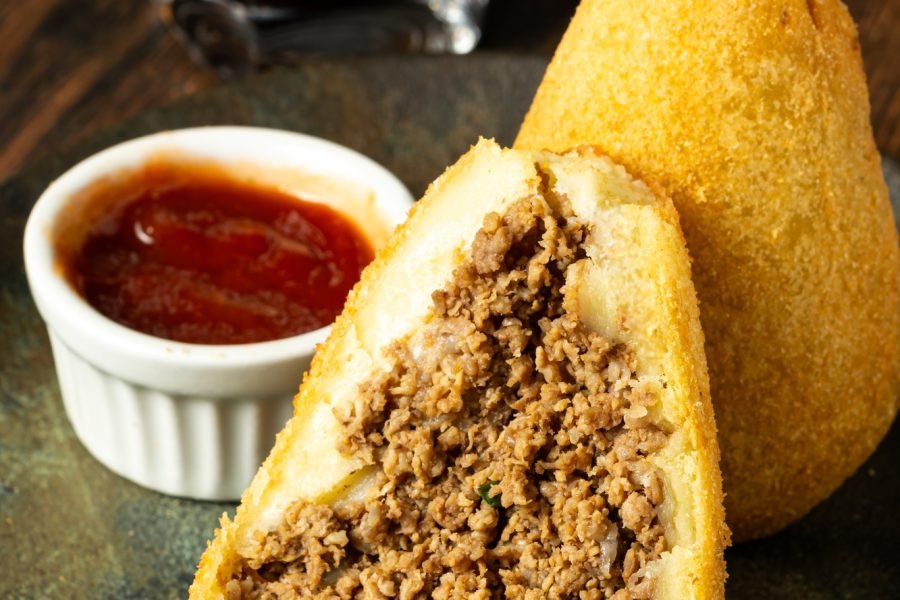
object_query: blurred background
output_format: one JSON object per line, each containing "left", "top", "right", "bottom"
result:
{"left": 0, "top": 0, "right": 897, "bottom": 182}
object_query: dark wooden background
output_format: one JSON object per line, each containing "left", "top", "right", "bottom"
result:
{"left": 0, "top": 0, "right": 898, "bottom": 183}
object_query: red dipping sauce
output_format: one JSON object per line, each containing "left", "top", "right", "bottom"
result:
{"left": 65, "top": 167, "right": 375, "bottom": 345}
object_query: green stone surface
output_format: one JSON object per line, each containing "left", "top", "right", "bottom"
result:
{"left": 0, "top": 55, "right": 897, "bottom": 599}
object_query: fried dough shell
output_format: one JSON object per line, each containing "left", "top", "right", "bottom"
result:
{"left": 191, "top": 140, "right": 728, "bottom": 598}
{"left": 516, "top": 0, "right": 900, "bottom": 540}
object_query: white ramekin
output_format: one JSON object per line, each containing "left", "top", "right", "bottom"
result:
{"left": 23, "top": 126, "right": 413, "bottom": 500}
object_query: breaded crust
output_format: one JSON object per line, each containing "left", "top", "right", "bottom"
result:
{"left": 190, "top": 140, "right": 727, "bottom": 598}
{"left": 515, "top": 0, "right": 900, "bottom": 540}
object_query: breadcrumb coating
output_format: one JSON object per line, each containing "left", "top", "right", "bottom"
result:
{"left": 516, "top": 0, "right": 900, "bottom": 540}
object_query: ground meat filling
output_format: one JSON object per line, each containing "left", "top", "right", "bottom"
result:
{"left": 231, "top": 195, "right": 670, "bottom": 599}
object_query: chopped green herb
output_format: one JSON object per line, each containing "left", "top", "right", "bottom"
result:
{"left": 478, "top": 480, "right": 501, "bottom": 508}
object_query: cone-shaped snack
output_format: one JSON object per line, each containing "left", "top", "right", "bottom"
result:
{"left": 516, "top": 0, "right": 900, "bottom": 540}
{"left": 191, "top": 140, "right": 727, "bottom": 598}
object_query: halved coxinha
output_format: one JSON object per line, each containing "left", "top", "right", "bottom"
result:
{"left": 191, "top": 139, "right": 728, "bottom": 600}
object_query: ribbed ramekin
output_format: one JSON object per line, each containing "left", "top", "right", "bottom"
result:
{"left": 23, "top": 127, "right": 413, "bottom": 500}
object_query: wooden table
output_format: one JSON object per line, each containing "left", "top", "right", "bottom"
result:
{"left": 1, "top": 0, "right": 898, "bottom": 183}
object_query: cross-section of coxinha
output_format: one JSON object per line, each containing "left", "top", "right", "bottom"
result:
{"left": 516, "top": 0, "right": 900, "bottom": 541}
{"left": 190, "top": 141, "right": 728, "bottom": 599}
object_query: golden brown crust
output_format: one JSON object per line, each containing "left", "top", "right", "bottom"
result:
{"left": 644, "top": 191, "right": 729, "bottom": 600}
{"left": 190, "top": 140, "right": 727, "bottom": 598}
{"left": 516, "top": 0, "right": 900, "bottom": 540}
